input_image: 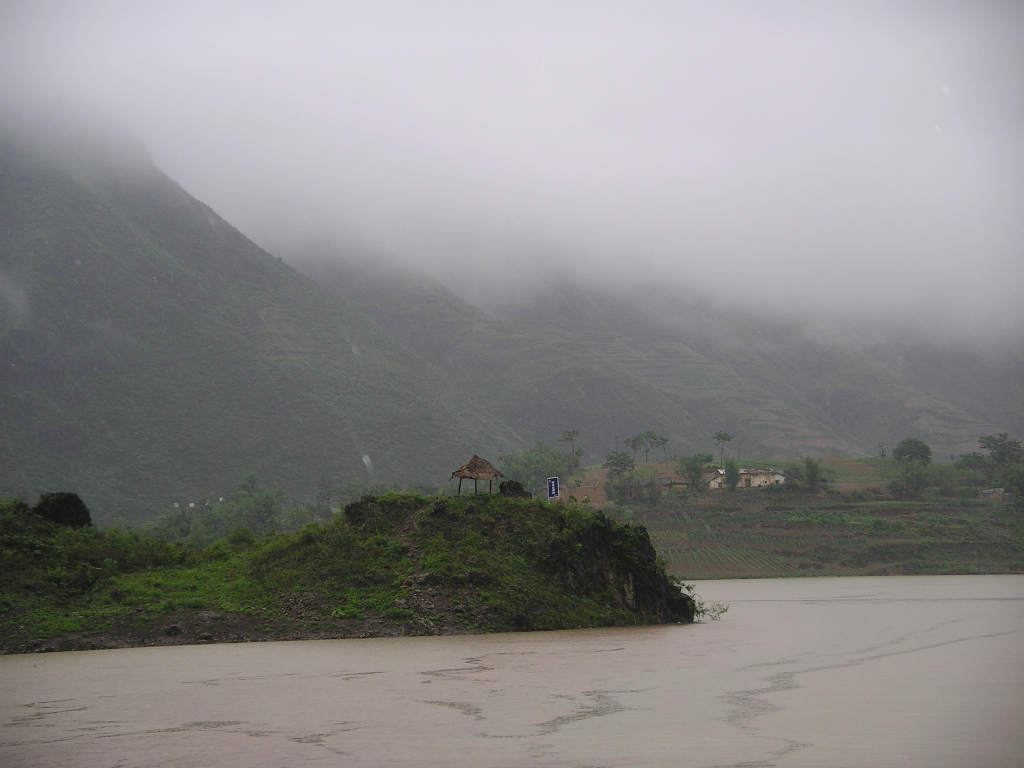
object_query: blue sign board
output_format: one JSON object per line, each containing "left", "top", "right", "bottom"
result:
{"left": 547, "top": 477, "right": 559, "bottom": 499}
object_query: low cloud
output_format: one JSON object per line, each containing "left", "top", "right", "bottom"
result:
{"left": 2, "top": 1, "right": 1022, "bottom": 342}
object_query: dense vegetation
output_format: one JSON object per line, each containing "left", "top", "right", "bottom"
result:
{"left": 497, "top": 442, "right": 578, "bottom": 497}
{"left": 4, "top": 433, "right": 1021, "bottom": 653}
{"left": 0, "top": 492, "right": 694, "bottom": 653}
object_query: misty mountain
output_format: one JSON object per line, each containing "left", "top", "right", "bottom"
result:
{"left": 0, "top": 126, "right": 517, "bottom": 523}
{"left": 300, "top": 259, "right": 1023, "bottom": 466}
{"left": 2, "top": 120, "right": 1021, "bottom": 524}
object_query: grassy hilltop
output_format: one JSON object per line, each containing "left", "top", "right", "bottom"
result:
{"left": 0, "top": 493, "right": 694, "bottom": 654}
{"left": 4, "top": 453, "right": 1022, "bottom": 653}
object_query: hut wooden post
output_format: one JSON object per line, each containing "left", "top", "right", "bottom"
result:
{"left": 450, "top": 455, "right": 504, "bottom": 497}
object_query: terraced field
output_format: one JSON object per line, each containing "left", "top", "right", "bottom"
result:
{"left": 632, "top": 489, "right": 1024, "bottom": 579}
{"left": 661, "top": 546, "right": 794, "bottom": 578}
{"left": 574, "top": 457, "right": 1024, "bottom": 578}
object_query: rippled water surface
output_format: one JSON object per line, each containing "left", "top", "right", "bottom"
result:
{"left": 2, "top": 575, "right": 1022, "bottom": 767}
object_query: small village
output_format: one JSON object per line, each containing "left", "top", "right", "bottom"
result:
{"left": 448, "top": 452, "right": 786, "bottom": 506}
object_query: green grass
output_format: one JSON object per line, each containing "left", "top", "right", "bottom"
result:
{"left": 626, "top": 487, "right": 1024, "bottom": 579}
{"left": 0, "top": 493, "right": 694, "bottom": 647}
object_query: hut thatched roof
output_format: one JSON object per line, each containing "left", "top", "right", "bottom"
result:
{"left": 450, "top": 455, "right": 504, "bottom": 481}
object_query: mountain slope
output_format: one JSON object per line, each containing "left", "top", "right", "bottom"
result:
{"left": 497, "top": 289, "right": 1023, "bottom": 459}
{"left": 0, "top": 128, "right": 517, "bottom": 523}
{"left": 2, "top": 120, "right": 1019, "bottom": 525}
{"left": 299, "top": 262, "right": 705, "bottom": 455}
{"left": 300, "top": 260, "right": 1022, "bottom": 463}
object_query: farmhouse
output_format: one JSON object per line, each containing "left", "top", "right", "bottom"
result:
{"left": 705, "top": 468, "right": 785, "bottom": 490}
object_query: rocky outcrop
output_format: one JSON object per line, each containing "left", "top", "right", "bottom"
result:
{"left": 544, "top": 510, "right": 694, "bottom": 623}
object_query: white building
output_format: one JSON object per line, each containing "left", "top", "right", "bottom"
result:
{"left": 705, "top": 468, "right": 785, "bottom": 489}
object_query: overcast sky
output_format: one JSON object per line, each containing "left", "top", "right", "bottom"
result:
{"left": 2, "top": 1, "right": 1022, "bottom": 341}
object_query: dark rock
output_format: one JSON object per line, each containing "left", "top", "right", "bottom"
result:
{"left": 164, "top": 624, "right": 182, "bottom": 636}
{"left": 499, "top": 480, "right": 531, "bottom": 498}
{"left": 32, "top": 492, "right": 92, "bottom": 528}
{"left": 544, "top": 511, "right": 695, "bottom": 623}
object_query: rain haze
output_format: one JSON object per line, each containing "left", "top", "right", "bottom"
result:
{"left": 2, "top": 0, "right": 1022, "bottom": 343}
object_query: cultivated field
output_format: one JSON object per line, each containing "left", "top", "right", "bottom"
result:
{"left": 576, "top": 457, "right": 1024, "bottom": 579}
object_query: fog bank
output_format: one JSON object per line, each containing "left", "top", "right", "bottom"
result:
{"left": 2, "top": 1, "right": 1022, "bottom": 342}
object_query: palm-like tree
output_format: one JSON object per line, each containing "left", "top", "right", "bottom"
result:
{"left": 648, "top": 434, "right": 669, "bottom": 464}
{"left": 624, "top": 434, "right": 646, "bottom": 461}
{"left": 713, "top": 431, "right": 733, "bottom": 468}
{"left": 559, "top": 429, "right": 581, "bottom": 472}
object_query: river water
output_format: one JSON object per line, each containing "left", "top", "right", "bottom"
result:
{"left": 2, "top": 575, "right": 1022, "bottom": 768}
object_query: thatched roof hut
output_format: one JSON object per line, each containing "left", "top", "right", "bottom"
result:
{"left": 450, "top": 455, "right": 504, "bottom": 494}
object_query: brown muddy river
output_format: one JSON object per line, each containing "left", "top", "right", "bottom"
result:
{"left": 2, "top": 575, "right": 1022, "bottom": 767}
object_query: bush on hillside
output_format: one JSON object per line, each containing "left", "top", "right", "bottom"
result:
{"left": 32, "top": 492, "right": 92, "bottom": 528}
{"left": 893, "top": 438, "right": 933, "bottom": 466}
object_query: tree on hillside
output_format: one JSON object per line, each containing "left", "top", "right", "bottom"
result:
{"left": 979, "top": 433, "right": 1024, "bottom": 466}
{"left": 224, "top": 478, "right": 282, "bottom": 534}
{"left": 624, "top": 434, "right": 646, "bottom": 461}
{"left": 498, "top": 443, "right": 574, "bottom": 496}
{"left": 888, "top": 460, "right": 928, "bottom": 500}
{"left": 314, "top": 479, "right": 334, "bottom": 514}
{"left": 1005, "top": 465, "right": 1024, "bottom": 510}
{"left": 603, "top": 450, "right": 635, "bottom": 481}
{"left": 780, "top": 458, "right": 823, "bottom": 492}
{"left": 930, "top": 462, "right": 960, "bottom": 498}
{"left": 677, "top": 453, "right": 714, "bottom": 492}
{"left": 892, "top": 438, "right": 932, "bottom": 465}
{"left": 723, "top": 459, "right": 740, "bottom": 491}
{"left": 956, "top": 452, "right": 995, "bottom": 485}
{"left": 957, "top": 434, "right": 1024, "bottom": 495}
{"left": 147, "top": 477, "right": 284, "bottom": 545}
{"left": 558, "top": 429, "right": 581, "bottom": 472}
{"left": 648, "top": 433, "right": 669, "bottom": 463}
{"left": 639, "top": 431, "right": 658, "bottom": 462}
{"left": 32, "top": 492, "right": 92, "bottom": 528}
{"left": 802, "top": 457, "right": 823, "bottom": 493}
{"left": 713, "top": 432, "right": 733, "bottom": 468}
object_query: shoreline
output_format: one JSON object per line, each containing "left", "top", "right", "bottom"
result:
{"left": 1, "top": 607, "right": 494, "bottom": 655}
